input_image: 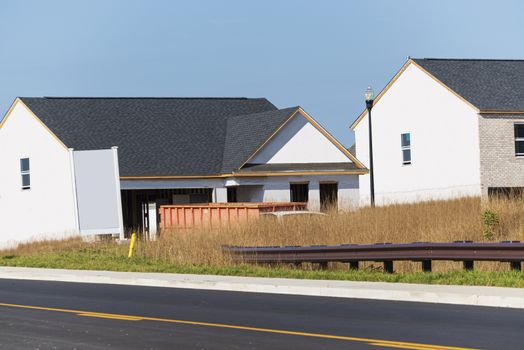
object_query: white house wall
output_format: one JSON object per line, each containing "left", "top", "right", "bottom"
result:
{"left": 354, "top": 63, "right": 482, "bottom": 205}
{"left": 249, "top": 114, "right": 350, "bottom": 164}
{"left": 0, "top": 102, "right": 78, "bottom": 248}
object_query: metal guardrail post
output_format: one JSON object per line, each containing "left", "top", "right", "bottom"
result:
{"left": 349, "top": 261, "right": 359, "bottom": 270}
{"left": 383, "top": 261, "right": 393, "bottom": 273}
{"left": 463, "top": 260, "right": 474, "bottom": 270}
{"left": 510, "top": 261, "right": 521, "bottom": 271}
{"left": 318, "top": 262, "right": 328, "bottom": 270}
{"left": 421, "top": 260, "right": 432, "bottom": 272}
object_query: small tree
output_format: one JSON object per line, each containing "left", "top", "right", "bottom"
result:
{"left": 482, "top": 209, "right": 500, "bottom": 241}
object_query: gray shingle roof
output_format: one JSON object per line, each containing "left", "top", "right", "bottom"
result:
{"left": 19, "top": 97, "right": 302, "bottom": 177}
{"left": 348, "top": 143, "right": 356, "bottom": 156}
{"left": 413, "top": 59, "right": 524, "bottom": 111}
{"left": 221, "top": 107, "right": 298, "bottom": 172}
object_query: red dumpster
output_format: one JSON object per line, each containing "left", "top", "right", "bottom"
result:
{"left": 159, "top": 202, "right": 307, "bottom": 229}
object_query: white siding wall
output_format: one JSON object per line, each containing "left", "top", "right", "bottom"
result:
{"left": 250, "top": 114, "right": 349, "bottom": 164}
{"left": 0, "top": 102, "right": 78, "bottom": 248}
{"left": 354, "top": 63, "right": 482, "bottom": 205}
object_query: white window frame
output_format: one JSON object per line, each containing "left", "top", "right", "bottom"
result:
{"left": 401, "top": 132, "right": 411, "bottom": 165}
{"left": 515, "top": 123, "right": 524, "bottom": 157}
{"left": 20, "top": 157, "right": 30, "bottom": 190}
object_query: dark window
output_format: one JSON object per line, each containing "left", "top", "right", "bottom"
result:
{"left": 20, "top": 158, "right": 30, "bottom": 190}
{"left": 227, "top": 187, "right": 238, "bottom": 203}
{"left": 488, "top": 187, "right": 524, "bottom": 198}
{"left": 20, "top": 158, "right": 30, "bottom": 172}
{"left": 320, "top": 183, "right": 338, "bottom": 212}
{"left": 290, "top": 183, "right": 308, "bottom": 202}
{"left": 401, "top": 133, "right": 411, "bottom": 147}
{"left": 401, "top": 133, "right": 411, "bottom": 165}
{"left": 514, "top": 124, "right": 524, "bottom": 156}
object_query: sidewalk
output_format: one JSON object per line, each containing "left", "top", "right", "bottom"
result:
{"left": 0, "top": 266, "right": 522, "bottom": 309}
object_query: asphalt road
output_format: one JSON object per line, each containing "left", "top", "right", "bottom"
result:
{"left": 0, "top": 278, "right": 522, "bottom": 349}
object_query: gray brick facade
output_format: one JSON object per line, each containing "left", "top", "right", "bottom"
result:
{"left": 478, "top": 114, "right": 524, "bottom": 196}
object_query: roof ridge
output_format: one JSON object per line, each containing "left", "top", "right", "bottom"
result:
{"left": 30, "top": 96, "right": 257, "bottom": 100}
{"left": 225, "top": 106, "right": 299, "bottom": 118}
{"left": 413, "top": 58, "right": 524, "bottom": 62}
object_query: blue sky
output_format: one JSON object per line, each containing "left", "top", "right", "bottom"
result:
{"left": 1, "top": 0, "right": 524, "bottom": 146}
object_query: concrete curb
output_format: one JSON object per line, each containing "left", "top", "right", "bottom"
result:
{"left": 0, "top": 266, "right": 523, "bottom": 309}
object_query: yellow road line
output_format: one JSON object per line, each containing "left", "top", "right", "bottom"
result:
{"left": 369, "top": 343, "right": 454, "bottom": 350}
{"left": 369, "top": 340, "right": 473, "bottom": 350}
{"left": 77, "top": 312, "right": 143, "bottom": 321}
{"left": 0, "top": 301, "right": 477, "bottom": 350}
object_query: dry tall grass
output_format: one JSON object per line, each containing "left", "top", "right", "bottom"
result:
{"left": 135, "top": 197, "right": 524, "bottom": 272}
{"left": 3, "top": 197, "right": 523, "bottom": 273}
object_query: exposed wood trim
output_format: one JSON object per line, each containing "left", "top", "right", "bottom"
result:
{"left": 232, "top": 170, "right": 368, "bottom": 177}
{"left": 238, "top": 108, "right": 300, "bottom": 168}
{"left": 349, "top": 59, "right": 482, "bottom": 131}
{"left": 1, "top": 98, "right": 69, "bottom": 149}
{"left": 121, "top": 169, "right": 368, "bottom": 180}
{"left": 297, "top": 107, "right": 366, "bottom": 169}
{"left": 478, "top": 110, "right": 524, "bottom": 115}
{"left": 120, "top": 174, "right": 231, "bottom": 180}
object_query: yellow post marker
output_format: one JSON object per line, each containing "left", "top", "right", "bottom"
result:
{"left": 128, "top": 232, "right": 137, "bottom": 258}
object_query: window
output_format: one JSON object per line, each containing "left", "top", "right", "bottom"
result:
{"left": 514, "top": 123, "right": 524, "bottom": 156}
{"left": 401, "top": 133, "right": 411, "bottom": 165}
{"left": 290, "top": 183, "right": 308, "bottom": 202}
{"left": 320, "top": 182, "right": 338, "bottom": 212}
{"left": 227, "top": 187, "right": 238, "bottom": 203}
{"left": 488, "top": 187, "right": 524, "bottom": 199}
{"left": 20, "top": 158, "right": 30, "bottom": 190}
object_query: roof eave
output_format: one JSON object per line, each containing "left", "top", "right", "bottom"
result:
{"left": 120, "top": 169, "right": 369, "bottom": 180}
{"left": 478, "top": 110, "right": 524, "bottom": 115}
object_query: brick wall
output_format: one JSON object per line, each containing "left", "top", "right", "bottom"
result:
{"left": 479, "top": 114, "right": 524, "bottom": 196}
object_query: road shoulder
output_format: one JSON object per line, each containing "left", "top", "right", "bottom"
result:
{"left": 0, "top": 266, "right": 522, "bottom": 309}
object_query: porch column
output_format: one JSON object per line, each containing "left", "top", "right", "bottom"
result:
{"left": 308, "top": 181, "right": 320, "bottom": 211}
{"left": 213, "top": 187, "right": 228, "bottom": 203}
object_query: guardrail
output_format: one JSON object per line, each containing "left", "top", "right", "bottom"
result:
{"left": 225, "top": 241, "right": 524, "bottom": 273}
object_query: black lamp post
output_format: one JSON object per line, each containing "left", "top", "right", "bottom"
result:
{"left": 365, "top": 86, "right": 375, "bottom": 207}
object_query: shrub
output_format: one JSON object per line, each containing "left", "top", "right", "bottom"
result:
{"left": 482, "top": 209, "right": 500, "bottom": 241}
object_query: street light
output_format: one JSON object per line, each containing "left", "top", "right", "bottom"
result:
{"left": 365, "top": 86, "right": 375, "bottom": 207}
